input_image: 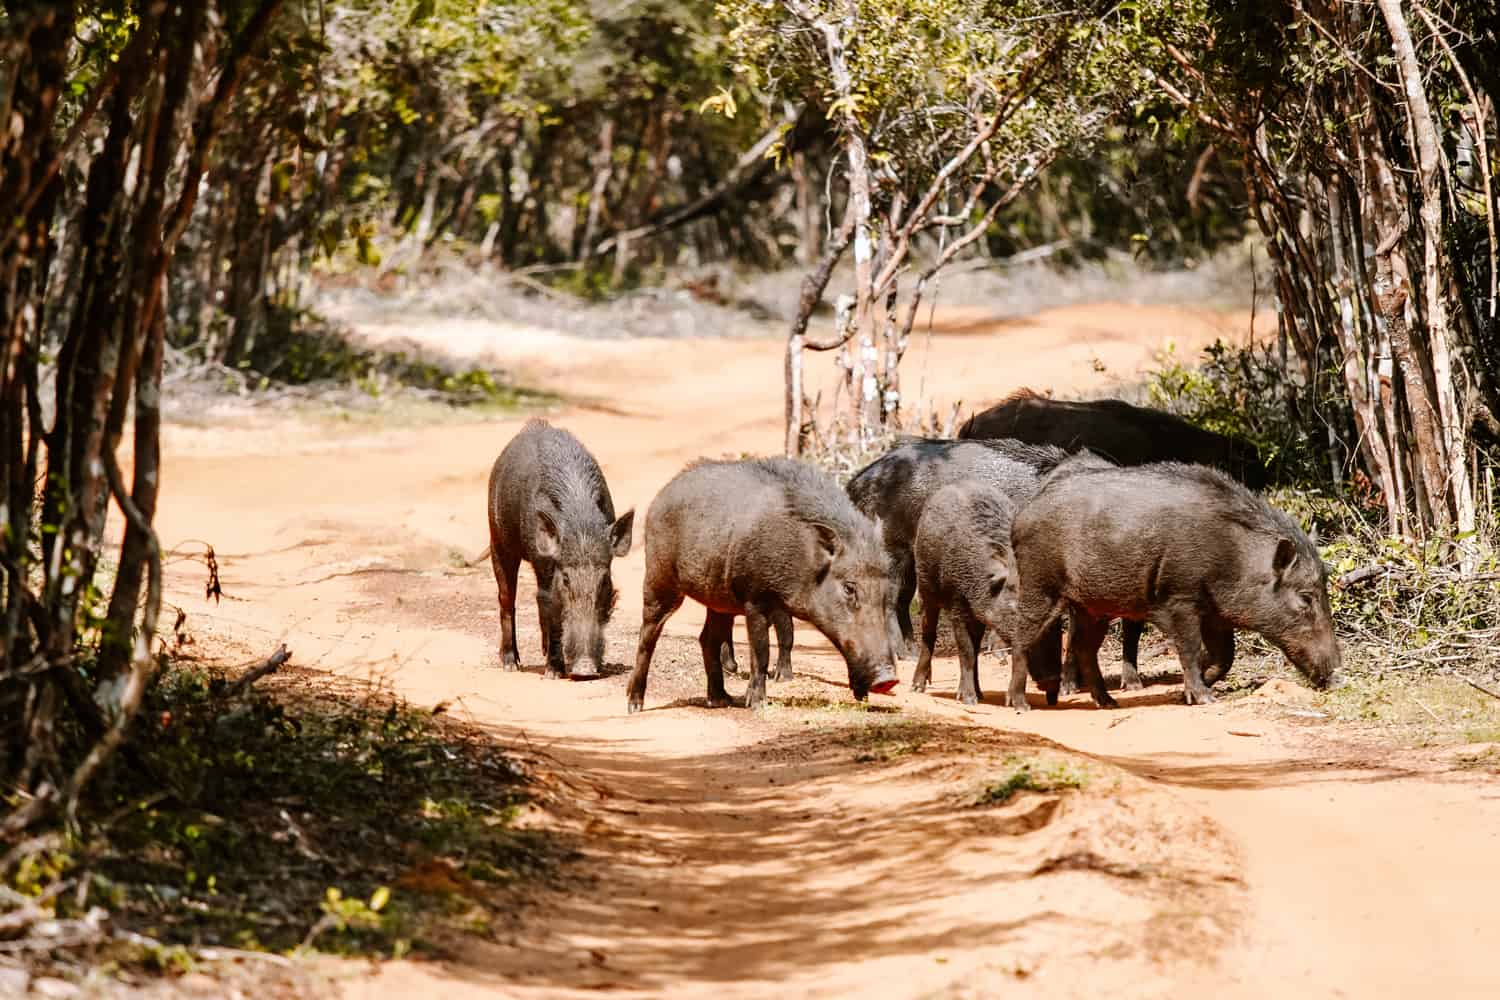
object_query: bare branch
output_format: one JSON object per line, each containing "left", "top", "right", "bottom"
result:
{"left": 895, "top": 150, "right": 1059, "bottom": 356}
{"left": 595, "top": 105, "right": 803, "bottom": 256}
{"left": 227, "top": 644, "right": 294, "bottom": 698}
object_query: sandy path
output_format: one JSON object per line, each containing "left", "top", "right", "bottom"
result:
{"left": 153, "top": 303, "right": 1500, "bottom": 998}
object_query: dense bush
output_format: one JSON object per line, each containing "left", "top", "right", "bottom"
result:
{"left": 1144, "top": 341, "right": 1500, "bottom": 673}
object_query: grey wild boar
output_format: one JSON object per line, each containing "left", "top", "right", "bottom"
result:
{"left": 1008, "top": 458, "right": 1340, "bottom": 710}
{"left": 843, "top": 437, "right": 1069, "bottom": 653}
{"left": 912, "top": 481, "right": 1062, "bottom": 705}
{"left": 626, "top": 458, "right": 899, "bottom": 713}
{"left": 487, "top": 420, "right": 633, "bottom": 679}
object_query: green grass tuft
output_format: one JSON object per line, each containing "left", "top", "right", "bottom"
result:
{"left": 978, "top": 756, "right": 1089, "bottom": 806}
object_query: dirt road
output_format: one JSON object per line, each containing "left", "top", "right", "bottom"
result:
{"left": 156, "top": 303, "right": 1500, "bottom": 998}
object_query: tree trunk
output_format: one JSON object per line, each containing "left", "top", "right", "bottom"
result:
{"left": 815, "top": 14, "right": 879, "bottom": 438}
{"left": 579, "top": 118, "right": 615, "bottom": 259}
{"left": 793, "top": 149, "right": 819, "bottom": 267}
{"left": 784, "top": 214, "right": 856, "bottom": 455}
{"left": 1376, "top": 0, "right": 1475, "bottom": 530}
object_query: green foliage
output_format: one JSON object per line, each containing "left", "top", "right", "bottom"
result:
{"left": 1143, "top": 344, "right": 1500, "bottom": 674}
{"left": 991, "top": 110, "right": 1248, "bottom": 264}
{"left": 720, "top": 0, "right": 1194, "bottom": 203}
{"left": 1144, "top": 338, "right": 1342, "bottom": 490}
{"left": 4, "top": 663, "right": 561, "bottom": 963}
{"left": 977, "top": 756, "right": 1088, "bottom": 806}
{"left": 1274, "top": 488, "right": 1500, "bottom": 669}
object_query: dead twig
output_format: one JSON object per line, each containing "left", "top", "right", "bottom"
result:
{"left": 226, "top": 644, "right": 292, "bottom": 697}
{"left": 1463, "top": 677, "right": 1500, "bottom": 703}
{"left": 1337, "top": 565, "right": 1388, "bottom": 588}
{"left": 1412, "top": 697, "right": 1443, "bottom": 724}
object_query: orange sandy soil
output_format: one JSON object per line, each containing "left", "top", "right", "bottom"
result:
{"left": 150, "top": 302, "right": 1500, "bottom": 999}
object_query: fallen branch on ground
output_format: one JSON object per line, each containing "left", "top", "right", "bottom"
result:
{"left": 1463, "top": 677, "right": 1500, "bottom": 703}
{"left": 227, "top": 644, "right": 292, "bottom": 697}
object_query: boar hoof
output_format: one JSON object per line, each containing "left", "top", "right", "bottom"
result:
{"left": 1007, "top": 694, "right": 1030, "bottom": 713}
{"left": 957, "top": 688, "right": 979, "bottom": 706}
{"left": 501, "top": 654, "right": 520, "bottom": 672}
{"left": 1094, "top": 694, "right": 1119, "bottom": 710}
{"left": 1059, "top": 679, "right": 1079, "bottom": 696}
{"left": 1045, "top": 688, "right": 1059, "bottom": 706}
{"left": 910, "top": 677, "right": 929, "bottom": 693}
{"left": 544, "top": 666, "right": 566, "bottom": 680}
{"left": 1183, "top": 687, "right": 1216, "bottom": 706}
{"left": 627, "top": 697, "right": 643, "bottom": 714}
{"left": 707, "top": 693, "right": 734, "bottom": 709}
{"left": 1122, "top": 676, "right": 1145, "bottom": 691}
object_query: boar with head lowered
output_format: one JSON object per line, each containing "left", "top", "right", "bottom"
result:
{"left": 487, "top": 420, "right": 633, "bottom": 679}
{"left": 626, "top": 458, "right": 899, "bottom": 713}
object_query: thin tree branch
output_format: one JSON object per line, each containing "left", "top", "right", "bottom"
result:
{"left": 595, "top": 106, "right": 803, "bottom": 256}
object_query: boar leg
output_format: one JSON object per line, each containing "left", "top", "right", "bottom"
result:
{"left": 700, "top": 611, "right": 735, "bottom": 709}
{"left": 1032, "top": 619, "right": 1064, "bottom": 706}
{"left": 720, "top": 634, "right": 741, "bottom": 677}
{"left": 491, "top": 549, "right": 521, "bottom": 671}
{"left": 1008, "top": 593, "right": 1064, "bottom": 712}
{"left": 894, "top": 554, "right": 918, "bottom": 655}
{"left": 911, "top": 589, "right": 942, "bottom": 693}
{"left": 626, "top": 586, "right": 683, "bottom": 714}
{"left": 953, "top": 611, "right": 986, "bottom": 706}
{"left": 742, "top": 606, "right": 775, "bottom": 709}
{"left": 1200, "top": 616, "right": 1235, "bottom": 686}
{"left": 538, "top": 589, "right": 565, "bottom": 680}
{"left": 771, "top": 609, "right": 794, "bottom": 682}
{"left": 1058, "top": 614, "right": 1082, "bottom": 696}
{"left": 1155, "top": 604, "right": 1214, "bottom": 705}
{"left": 1069, "top": 612, "right": 1118, "bottom": 710}
{"left": 1120, "top": 620, "right": 1145, "bottom": 690}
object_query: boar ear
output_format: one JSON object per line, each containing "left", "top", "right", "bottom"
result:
{"left": 810, "top": 521, "right": 841, "bottom": 575}
{"left": 1308, "top": 524, "right": 1321, "bottom": 547}
{"left": 534, "top": 510, "right": 560, "bottom": 560}
{"left": 1272, "top": 537, "right": 1298, "bottom": 581}
{"left": 610, "top": 509, "right": 635, "bottom": 558}
{"left": 988, "top": 563, "right": 1009, "bottom": 596}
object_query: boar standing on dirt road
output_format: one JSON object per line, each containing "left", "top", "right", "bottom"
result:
{"left": 626, "top": 458, "right": 899, "bottom": 714}
{"left": 912, "top": 482, "right": 1062, "bottom": 706}
{"left": 959, "top": 389, "right": 1269, "bottom": 694}
{"left": 842, "top": 438, "right": 1070, "bottom": 654}
{"left": 1007, "top": 457, "right": 1341, "bottom": 711}
{"left": 487, "top": 420, "right": 634, "bottom": 680}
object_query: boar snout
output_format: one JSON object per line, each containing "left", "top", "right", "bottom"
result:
{"left": 849, "top": 660, "right": 899, "bottom": 700}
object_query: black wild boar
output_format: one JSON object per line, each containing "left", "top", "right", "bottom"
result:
{"left": 626, "top": 458, "right": 899, "bottom": 713}
{"left": 844, "top": 438, "right": 1070, "bottom": 652}
{"left": 957, "top": 389, "right": 1268, "bottom": 489}
{"left": 487, "top": 420, "right": 634, "bottom": 679}
{"left": 1007, "top": 458, "right": 1340, "bottom": 710}
{"left": 912, "top": 481, "right": 1062, "bottom": 705}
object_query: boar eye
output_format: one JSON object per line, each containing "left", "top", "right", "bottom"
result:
{"left": 841, "top": 581, "right": 858, "bottom": 602}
